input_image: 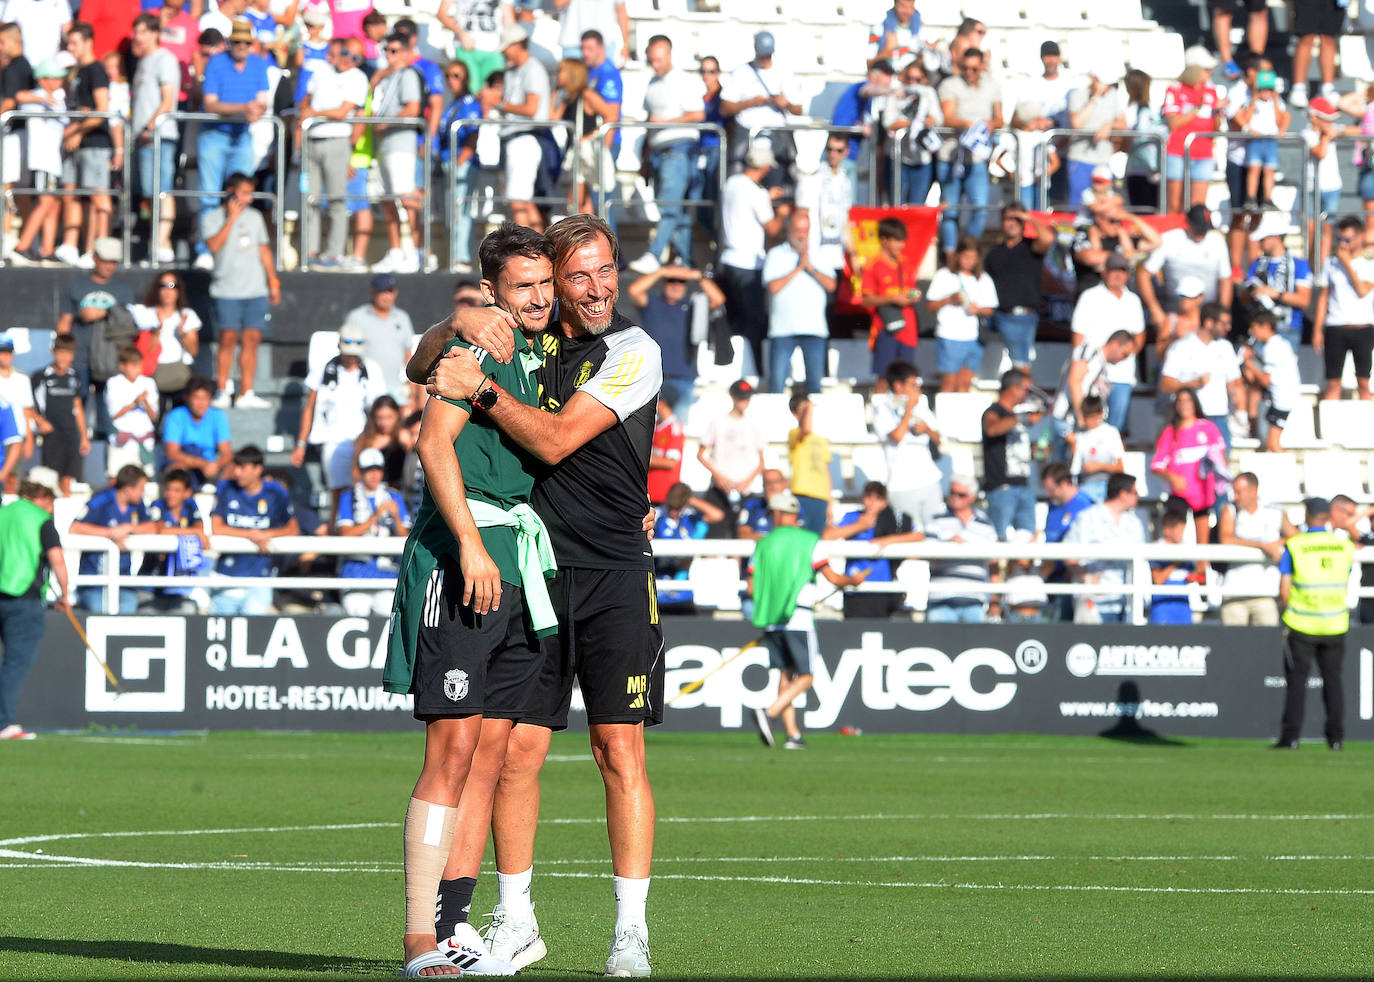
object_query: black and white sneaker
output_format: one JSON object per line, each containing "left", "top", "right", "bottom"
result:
{"left": 783, "top": 735, "right": 807, "bottom": 751}
{"left": 752, "top": 707, "right": 775, "bottom": 747}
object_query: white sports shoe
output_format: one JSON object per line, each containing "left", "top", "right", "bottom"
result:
{"left": 193, "top": 252, "right": 215, "bottom": 271}
{"left": 53, "top": 243, "right": 82, "bottom": 266}
{"left": 371, "top": 248, "right": 406, "bottom": 273}
{"left": 627, "top": 252, "right": 661, "bottom": 274}
{"left": 481, "top": 904, "right": 546, "bottom": 970}
{"left": 235, "top": 391, "right": 271, "bottom": 410}
{"left": 605, "top": 924, "right": 650, "bottom": 978}
{"left": 211, "top": 390, "right": 232, "bottom": 409}
{"left": 0, "top": 724, "right": 36, "bottom": 740}
{"left": 439, "top": 921, "right": 517, "bottom": 975}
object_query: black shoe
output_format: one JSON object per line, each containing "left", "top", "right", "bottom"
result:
{"left": 1271, "top": 739, "right": 1299, "bottom": 749}
{"left": 1329, "top": 740, "right": 1343, "bottom": 751}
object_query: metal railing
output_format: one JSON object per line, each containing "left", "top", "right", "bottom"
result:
{"left": 887, "top": 123, "right": 1016, "bottom": 208}
{"left": 0, "top": 109, "right": 134, "bottom": 268}
{"left": 1035, "top": 127, "right": 1165, "bottom": 213}
{"left": 745, "top": 121, "right": 878, "bottom": 206}
{"left": 1308, "top": 135, "right": 1370, "bottom": 267}
{"left": 594, "top": 120, "right": 728, "bottom": 232}
{"left": 152, "top": 111, "right": 287, "bottom": 270}
{"left": 299, "top": 113, "right": 429, "bottom": 272}
{"left": 1180, "top": 130, "right": 1309, "bottom": 246}
{"left": 62, "top": 533, "right": 1368, "bottom": 626}
{"left": 442, "top": 117, "right": 580, "bottom": 270}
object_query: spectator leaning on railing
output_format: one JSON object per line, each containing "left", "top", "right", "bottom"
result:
{"left": 298, "top": 36, "right": 368, "bottom": 268}
{"left": 210, "top": 444, "right": 299, "bottom": 616}
{"left": 1063, "top": 472, "right": 1146, "bottom": 624}
{"left": 336, "top": 445, "right": 409, "bottom": 617}
{"left": 69, "top": 462, "right": 159, "bottom": 614}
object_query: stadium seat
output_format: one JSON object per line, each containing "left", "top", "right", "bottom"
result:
{"left": 851, "top": 444, "right": 888, "bottom": 486}
{"left": 695, "top": 334, "right": 757, "bottom": 385}
{"left": 1024, "top": 0, "right": 1087, "bottom": 29}
{"left": 977, "top": 0, "right": 1029, "bottom": 28}
{"left": 745, "top": 392, "right": 798, "bottom": 435}
{"left": 1278, "top": 403, "right": 1328, "bottom": 450}
{"left": 1318, "top": 400, "right": 1374, "bottom": 450}
{"left": 683, "top": 389, "right": 733, "bottom": 438}
{"left": 893, "top": 558, "right": 929, "bottom": 611}
{"left": 687, "top": 556, "right": 743, "bottom": 610}
{"left": 307, "top": 330, "right": 339, "bottom": 378}
{"left": 1126, "top": 31, "right": 1184, "bottom": 80}
{"left": 1340, "top": 35, "right": 1374, "bottom": 83}
{"left": 812, "top": 392, "right": 874, "bottom": 444}
{"left": 1303, "top": 451, "right": 1367, "bottom": 500}
{"left": 934, "top": 391, "right": 996, "bottom": 444}
{"left": 1237, "top": 452, "right": 1302, "bottom": 504}
{"left": 831, "top": 338, "right": 876, "bottom": 384}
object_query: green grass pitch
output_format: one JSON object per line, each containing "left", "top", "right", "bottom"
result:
{"left": 0, "top": 730, "right": 1370, "bottom": 980}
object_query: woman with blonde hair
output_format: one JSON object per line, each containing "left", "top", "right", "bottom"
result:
{"left": 1161, "top": 48, "right": 1222, "bottom": 213}
{"left": 552, "top": 58, "right": 596, "bottom": 213}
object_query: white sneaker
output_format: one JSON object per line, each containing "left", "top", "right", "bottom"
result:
{"left": 211, "top": 390, "right": 232, "bottom": 409}
{"left": 371, "top": 248, "right": 405, "bottom": 273}
{"left": 193, "top": 252, "right": 215, "bottom": 271}
{"left": 339, "top": 255, "right": 368, "bottom": 272}
{"left": 422, "top": 252, "right": 439, "bottom": 274}
{"left": 74, "top": 251, "right": 95, "bottom": 269}
{"left": 605, "top": 925, "right": 650, "bottom": 978}
{"left": 627, "top": 251, "right": 661, "bottom": 274}
{"left": 451, "top": 261, "right": 473, "bottom": 274}
{"left": 1289, "top": 82, "right": 1308, "bottom": 108}
{"left": 481, "top": 904, "right": 546, "bottom": 970}
{"left": 1321, "top": 82, "right": 1338, "bottom": 102}
{"left": 235, "top": 391, "right": 271, "bottom": 410}
{"left": 0, "top": 724, "right": 36, "bottom": 740}
{"left": 156, "top": 246, "right": 175, "bottom": 265}
{"left": 53, "top": 243, "right": 81, "bottom": 266}
{"left": 439, "top": 922, "right": 517, "bottom": 975}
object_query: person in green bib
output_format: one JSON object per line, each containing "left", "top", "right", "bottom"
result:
{"left": 382, "top": 222, "right": 556, "bottom": 978}
{"left": 1276, "top": 496, "right": 1356, "bottom": 750}
{"left": 747, "top": 490, "right": 868, "bottom": 750}
{"left": 0, "top": 466, "right": 71, "bottom": 741}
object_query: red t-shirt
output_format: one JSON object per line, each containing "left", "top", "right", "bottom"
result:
{"left": 86, "top": 0, "right": 143, "bottom": 60}
{"left": 647, "top": 414, "right": 684, "bottom": 504}
{"left": 1161, "top": 82, "right": 1221, "bottom": 159}
{"left": 861, "top": 253, "right": 920, "bottom": 347}
{"left": 160, "top": 12, "right": 199, "bottom": 100}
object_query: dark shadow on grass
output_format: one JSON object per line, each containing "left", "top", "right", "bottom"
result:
{"left": 1097, "top": 680, "right": 1191, "bottom": 746}
{"left": 0, "top": 936, "right": 390, "bottom": 976}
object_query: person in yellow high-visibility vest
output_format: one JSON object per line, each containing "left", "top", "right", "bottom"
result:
{"left": 1276, "top": 496, "right": 1356, "bottom": 750}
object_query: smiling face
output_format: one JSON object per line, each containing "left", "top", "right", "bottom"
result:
{"left": 484, "top": 255, "right": 554, "bottom": 336}
{"left": 555, "top": 234, "right": 618, "bottom": 336}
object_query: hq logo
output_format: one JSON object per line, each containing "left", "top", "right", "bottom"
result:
{"left": 84, "top": 617, "right": 187, "bottom": 713}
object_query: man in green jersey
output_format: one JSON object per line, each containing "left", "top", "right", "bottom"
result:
{"left": 382, "top": 222, "right": 557, "bottom": 978}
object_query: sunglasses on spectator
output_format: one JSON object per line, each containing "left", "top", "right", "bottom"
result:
{"left": 699, "top": 68, "right": 718, "bottom": 75}
{"left": 230, "top": 40, "right": 252, "bottom": 46}
{"left": 386, "top": 44, "right": 405, "bottom": 53}
{"left": 662, "top": 277, "right": 688, "bottom": 285}
{"left": 158, "top": 281, "right": 178, "bottom": 289}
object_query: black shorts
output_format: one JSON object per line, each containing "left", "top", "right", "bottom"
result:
{"left": 40, "top": 430, "right": 83, "bottom": 479}
{"left": 1212, "top": 0, "right": 1265, "bottom": 16}
{"left": 1294, "top": 0, "right": 1345, "bottom": 37}
{"left": 1265, "top": 405, "right": 1290, "bottom": 428}
{"left": 411, "top": 558, "right": 544, "bottom": 720}
{"left": 762, "top": 627, "right": 818, "bottom": 676}
{"left": 521, "top": 567, "right": 665, "bottom": 730}
{"left": 1323, "top": 325, "right": 1374, "bottom": 382}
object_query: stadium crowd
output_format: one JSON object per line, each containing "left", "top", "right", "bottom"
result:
{"left": 1, "top": 0, "right": 1373, "bottom": 626}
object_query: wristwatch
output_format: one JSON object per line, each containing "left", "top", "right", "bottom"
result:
{"left": 473, "top": 379, "right": 499, "bottom": 411}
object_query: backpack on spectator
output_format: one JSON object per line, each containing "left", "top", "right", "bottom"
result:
{"left": 88, "top": 304, "right": 139, "bottom": 383}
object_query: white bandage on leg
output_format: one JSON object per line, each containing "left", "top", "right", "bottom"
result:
{"left": 404, "top": 797, "right": 458, "bottom": 936}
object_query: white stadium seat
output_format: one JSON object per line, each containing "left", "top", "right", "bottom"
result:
{"left": 1237, "top": 452, "right": 1302, "bottom": 505}
{"left": 812, "top": 392, "right": 874, "bottom": 444}
{"left": 933, "top": 392, "right": 996, "bottom": 444}
{"left": 1278, "top": 403, "right": 1328, "bottom": 450}
{"left": 1303, "top": 452, "right": 1366, "bottom": 501}
{"left": 1318, "top": 400, "right": 1374, "bottom": 450}
{"left": 851, "top": 444, "right": 888, "bottom": 486}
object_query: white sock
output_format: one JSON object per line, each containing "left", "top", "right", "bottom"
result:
{"left": 613, "top": 875, "right": 650, "bottom": 934}
{"left": 497, "top": 865, "right": 533, "bottom": 916}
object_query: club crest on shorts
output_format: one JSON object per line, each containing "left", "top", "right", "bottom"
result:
{"left": 444, "top": 669, "right": 470, "bottom": 702}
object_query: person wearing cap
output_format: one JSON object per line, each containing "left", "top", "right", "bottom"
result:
{"left": 1290, "top": 0, "right": 1345, "bottom": 111}
{"left": 866, "top": 0, "right": 922, "bottom": 72}
{"left": 1070, "top": 251, "right": 1145, "bottom": 432}
{"left": 747, "top": 488, "right": 869, "bottom": 750}
{"left": 1242, "top": 213, "right": 1312, "bottom": 353}
{"left": 345, "top": 274, "right": 419, "bottom": 408}
{"left": 720, "top": 30, "right": 802, "bottom": 177}
{"left": 365, "top": 29, "right": 427, "bottom": 274}
{"left": 1238, "top": 68, "right": 1289, "bottom": 210}
{"left": 196, "top": 18, "right": 270, "bottom": 254}
{"left": 292, "top": 327, "right": 388, "bottom": 517}
{"left": 0, "top": 465, "right": 70, "bottom": 740}
{"left": 719, "top": 140, "right": 788, "bottom": 374}
{"left": 1140, "top": 203, "right": 1232, "bottom": 326}
{"left": 1313, "top": 215, "right": 1374, "bottom": 401}
{"left": 297, "top": 36, "right": 368, "bottom": 269}
{"left": 1064, "top": 58, "right": 1126, "bottom": 209}
{"left": 202, "top": 171, "right": 279, "bottom": 408}
{"left": 935, "top": 44, "right": 1002, "bottom": 252}
{"left": 336, "top": 445, "right": 410, "bottom": 616}
{"left": 1026, "top": 40, "right": 1074, "bottom": 131}
{"left": 53, "top": 22, "right": 117, "bottom": 270}
{"left": 697, "top": 378, "right": 766, "bottom": 531}
{"left": 291, "top": 5, "right": 331, "bottom": 105}
{"left": 129, "top": 12, "right": 180, "bottom": 264}
{"left": 492, "top": 23, "right": 551, "bottom": 232}
{"left": 8, "top": 54, "right": 69, "bottom": 265}
{"left": 1161, "top": 49, "right": 1222, "bottom": 214}
{"left": 1302, "top": 95, "right": 1345, "bottom": 257}
{"left": 1274, "top": 495, "right": 1355, "bottom": 750}
{"left": 1159, "top": 301, "right": 1244, "bottom": 451}
{"left": 924, "top": 475, "right": 1000, "bottom": 623}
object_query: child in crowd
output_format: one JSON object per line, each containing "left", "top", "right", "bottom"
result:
{"left": 1065, "top": 394, "right": 1125, "bottom": 503}
{"left": 105, "top": 344, "right": 160, "bottom": 479}
{"left": 787, "top": 394, "right": 833, "bottom": 534}
{"left": 1149, "top": 510, "right": 1202, "bottom": 625}
{"left": 30, "top": 335, "right": 88, "bottom": 496}
{"left": 1010, "top": 100, "right": 1056, "bottom": 210}
{"left": 1240, "top": 309, "right": 1301, "bottom": 452}
{"left": 11, "top": 58, "right": 69, "bottom": 264}
{"left": 924, "top": 234, "right": 996, "bottom": 393}
{"left": 1241, "top": 69, "right": 1289, "bottom": 209}
{"left": 1304, "top": 97, "right": 1346, "bottom": 261}
{"left": 860, "top": 217, "right": 922, "bottom": 380}
{"left": 102, "top": 51, "right": 130, "bottom": 120}
{"left": 336, "top": 447, "right": 410, "bottom": 617}
{"left": 653, "top": 481, "right": 724, "bottom": 610}
{"left": 141, "top": 467, "right": 211, "bottom": 613}
{"left": 1002, "top": 530, "right": 1048, "bottom": 624}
